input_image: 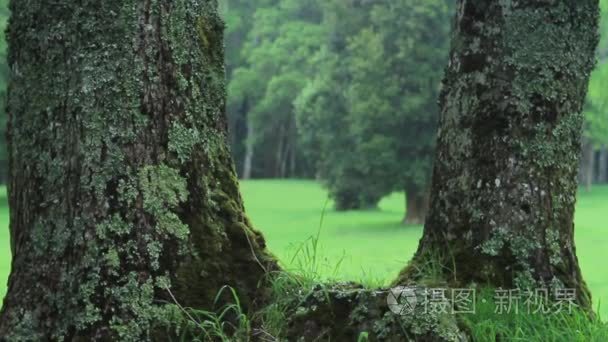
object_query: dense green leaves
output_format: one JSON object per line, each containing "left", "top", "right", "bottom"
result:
{"left": 294, "top": 0, "right": 451, "bottom": 210}
{"left": 219, "top": 0, "right": 608, "bottom": 211}
{"left": 0, "top": 0, "right": 606, "bottom": 193}
{"left": 222, "top": 0, "right": 324, "bottom": 178}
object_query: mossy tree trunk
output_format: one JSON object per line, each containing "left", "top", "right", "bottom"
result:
{"left": 0, "top": 1, "right": 276, "bottom": 340}
{"left": 397, "top": 0, "right": 599, "bottom": 309}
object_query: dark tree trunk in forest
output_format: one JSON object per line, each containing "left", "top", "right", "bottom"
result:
{"left": 0, "top": 161, "right": 6, "bottom": 186}
{"left": 0, "top": 1, "right": 276, "bottom": 340}
{"left": 242, "top": 116, "right": 255, "bottom": 180}
{"left": 580, "top": 138, "right": 595, "bottom": 191}
{"left": 397, "top": 0, "right": 599, "bottom": 309}
{"left": 597, "top": 146, "right": 607, "bottom": 184}
{"left": 403, "top": 187, "right": 429, "bottom": 225}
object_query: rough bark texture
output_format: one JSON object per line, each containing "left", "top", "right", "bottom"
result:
{"left": 0, "top": 1, "right": 276, "bottom": 340}
{"left": 403, "top": 188, "right": 429, "bottom": 225}
{"left": 397, "top": 0, "right": 599, "bottom": 309}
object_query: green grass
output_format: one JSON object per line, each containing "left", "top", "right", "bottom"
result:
{"left": 0, "top": 180, "right": 606, "bottom": 321}
{"left": 463, "top": 289, "right": 608, "bottom": 341}
{"left": 240, "top": 180, "right": 608, "bottom": 320}
{"left": 239, "top": 180, "right": 422, "bottom": 287}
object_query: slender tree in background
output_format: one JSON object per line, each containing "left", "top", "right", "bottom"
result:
{"left": 398, "top": 0, "right": 599, "bottom": 309}
{"left": 0, "top": 1, "right": 275, "bottom": 340}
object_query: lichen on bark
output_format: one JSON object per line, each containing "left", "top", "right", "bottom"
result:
{"left": 0, "top": 0, "right": 275, "bottom": 340}
{"left": 396, "top": 0, "right": 600, "bottom": 309}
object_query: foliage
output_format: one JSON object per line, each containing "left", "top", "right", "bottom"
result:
{"left": 223, "top": 0, "right": 325, "bottom": 178}
{"left": 584, "top": 0, "right": 608, "bottom": 147}
{"left": 221, "top": 0, "right": 452, "bottom": 208}
{"left": 296, "top": 0, "right": 451, "bottom": 209}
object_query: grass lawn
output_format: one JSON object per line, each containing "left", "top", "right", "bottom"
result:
{"left": 0, "top": 180, "right": 606, "bottom": 319}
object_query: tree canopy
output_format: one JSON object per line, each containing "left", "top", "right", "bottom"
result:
{"left": 0, "top": 0, "right": 607, "bottom": 204}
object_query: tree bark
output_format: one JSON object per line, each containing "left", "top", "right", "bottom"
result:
{"left": 396, "top": 0, "right": 599, "bottom": 310}
{"left": 403, "top": 187, "right": 429, "bottom": 225}
{"left": 0, "top": 1, "right": 276, "bottom": 340}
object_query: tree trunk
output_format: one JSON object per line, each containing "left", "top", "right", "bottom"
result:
{"left": 0, "top": 1, "right": 276, "bottom": 340}
{"left": 598, "top": 146, "right": 607, "bottom": 184}
{"left": 288, "top": 114, "right": 297, "bottom": 178}
{"left": 0, "top": 160, "right": 6, "bottom": 186}
{"left": 403, "top": 187, "right": 429, "bottom": 225}
{"left": 580, "top": 138, "right": 595, "bottom": 191}
{"left": 242, "top": 119, "right": 255, "bottom": 180}
{"left": 289, "top": 142, "right": 297, "bottom": 178}
{"left": 275, "top": 130, "right": 285, "bottom": 178}
{"left": 396, "top": 0, "right": 598, "bottom": 310}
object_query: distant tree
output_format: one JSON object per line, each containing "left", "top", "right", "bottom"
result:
{"left": 0, "top": 1, "right": 275, "bottom": 340}
{"left": 296, "top": 55, "right": 389, "bottom": 210}
{"left": 343, "top": 1, "right": 450, "bottom": 222}
{"left": 397, "top": 0, "right": 599, "bottom": 309}
{"left": 297, "top": 0, "right": 451, "bottom": 220}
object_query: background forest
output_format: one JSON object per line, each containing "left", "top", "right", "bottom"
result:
{"left": 0, "top": 1, "right": 606, "bottom": 213}
{"left": 0, "top": 0, "right": 608, "bottom": 334}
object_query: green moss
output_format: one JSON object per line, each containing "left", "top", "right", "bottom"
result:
{"left": 0, "top": 0, "right": 273, "bottom": 340}
{"left": 196, "top": 16, "right": 211, "bottom": 50}
{"left": 105, "top": 248, "right": 121, "bottom": 271}
{"left": 400, "top": 1, "right": 599, "bottom": 311}
{"left": 139, "top": 164, "right": 189, "bottom": 242}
